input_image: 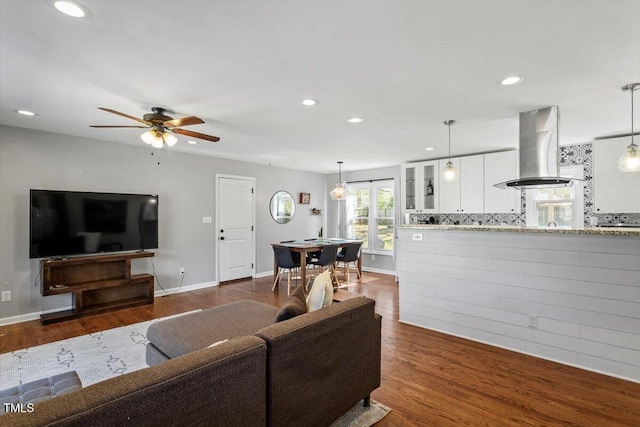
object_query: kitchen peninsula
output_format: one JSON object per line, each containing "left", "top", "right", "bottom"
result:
{"left": 396, "top": 224, "right": 640, "bottom": 383}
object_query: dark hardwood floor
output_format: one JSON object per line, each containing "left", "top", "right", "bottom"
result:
{"left": 1, "top": 272, "right": 639, "bottom": 426}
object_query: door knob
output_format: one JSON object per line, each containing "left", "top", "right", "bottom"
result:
{"left": 220, "top": 229, "right": 224, "bottom": 233}
{"left": 220, "top": 236, "right": 225, "bottom": 240}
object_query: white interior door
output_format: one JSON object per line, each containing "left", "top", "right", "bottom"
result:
{"left": 217, "top": 175, "right": 255, "bottom": 282}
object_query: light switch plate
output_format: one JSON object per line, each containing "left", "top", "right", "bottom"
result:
{"left": 412, "top": 233, "right": 423, "bottom": 241}
{"left": 202, "top": 216, "right": 212, "bottom": 224}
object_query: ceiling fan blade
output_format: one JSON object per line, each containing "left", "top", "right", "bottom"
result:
{"left": 172, "top": 128, "right": 220, "bottom": 142}
{"left": 164, "top": 116, "right": 204, "bottom": 128}
{"left": 98, "top": 107, "right": 151, "bottom": 125}
{"left": 90, "top": 125, "right": 150, "bottom": 129}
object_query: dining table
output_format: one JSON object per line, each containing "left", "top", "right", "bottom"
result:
{"left": 271, "top": 238, "right": 363, "bottom": 288}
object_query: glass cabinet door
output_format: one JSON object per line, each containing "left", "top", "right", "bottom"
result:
{"left": 402, "top": 165, "right": 418, "bottom": 212}
{"left": 423, "top": 163, "right": 435, "bottom": 210}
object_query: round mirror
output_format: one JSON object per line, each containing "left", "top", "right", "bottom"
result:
{"left": 270, "top": 191, "right": 295, "bottom": 224}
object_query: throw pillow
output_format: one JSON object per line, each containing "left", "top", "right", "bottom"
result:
{"left": 274, "top": 283, "right": 307, "bottom": 322}
{"left": 306, "top": 270, "right": 333, "bottom": 312}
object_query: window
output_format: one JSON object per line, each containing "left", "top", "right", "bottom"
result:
{"left": 526, "top": 166, "right": 584, "bottom": 229}
{"left": 345, "top": 179, "right": 395, "bottom": 253}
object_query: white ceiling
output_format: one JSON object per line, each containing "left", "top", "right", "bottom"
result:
{"left": 1, "top": 0, "right": 639, "bottom": 174}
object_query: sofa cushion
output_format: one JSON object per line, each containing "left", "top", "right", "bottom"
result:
{"left": 306, "top": 270, "right": 333, "bottom": 312}
{"left": 147, "top": 300, "right": 279, "bottom": 359}
{"left": 275, "top": 284, "right": 307, "bottom": 322}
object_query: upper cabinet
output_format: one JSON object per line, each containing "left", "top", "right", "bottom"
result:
{"left": 401, "top": 161, "right": 439, "bottom": 213}
{"left": 484, "top": 150, "right": 520, "bottom": 213}
{"left": 438, "top": 155, "right": 484, "bottom": 214}
{"left": 593, "top": 138, "right": 640, "bottom": 213}
{"left": 461, "top": 155, "right": 485, "bottom": 213}
{"left": 401, "top": 151, "right": 519, "bottom": 216}
{"left": 438, "top": 157, "right": 461, "bottom": 213}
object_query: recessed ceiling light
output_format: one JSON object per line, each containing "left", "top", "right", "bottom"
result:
{"left": 53, "top": 1, "right": 92, "bottom": 18}
{"left": 14, "top": 109, "right": 37, "bottom": 116}
{"left": 301, "top": 99, "right": 319, "bottom": 106}
{"left": 347, "top": 117, "right": 364, "bottom": 123}
{"left": 500, "top": 76, "right": 524, "bottom": 86}
{"left": 187, "top": 140, "right": 198, "bottom": 145}
{"left": 425, "top": 147, "right": 435, "bottom": 151}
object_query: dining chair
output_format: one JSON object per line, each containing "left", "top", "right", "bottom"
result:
{"left": 272, "top": 246, "right": 301, "bottom": 295}
{"left": 280, "top": 240, "right": 301, "bottom": 264}
{"left": 306, "top": 244, "right": 340, "bottom": 288}
{"left": 336, "top": 242, "right": 362, "bottom": 283}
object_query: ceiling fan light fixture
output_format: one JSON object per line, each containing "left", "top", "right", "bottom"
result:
{"left": 164, "top": 133, "right": 178, "bottom": 147}
{"left": 140, "top": 129, "right": 158, "bottom": 145}
{"left": 618, "top": 83, "right": 640, "bottom": 173}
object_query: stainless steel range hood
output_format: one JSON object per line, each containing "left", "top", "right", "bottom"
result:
{"left": 494, "top": 106, "right": 582, "bottom": 190}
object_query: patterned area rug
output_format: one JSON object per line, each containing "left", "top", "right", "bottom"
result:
{"left": 0, "top": 312, "right": 390, "bottom": 426}
{"left": 0, "top": 311, "right": 199, "bottom": 388}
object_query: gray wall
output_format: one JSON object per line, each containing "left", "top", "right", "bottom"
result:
{"left": 326, "top": 165, "right": 400, "bottom": 274}
{"left": 0, "top": 125, "right": 327, "bottom": 322}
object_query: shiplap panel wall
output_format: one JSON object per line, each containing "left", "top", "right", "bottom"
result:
{"left": 396, "top": 228, "right": 640, "bottom": 382}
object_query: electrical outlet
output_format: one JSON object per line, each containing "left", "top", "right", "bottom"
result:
{"left": 1, "top": 291, "right": 10, "bottom": 302}
{"left": 371, "top": 254, "right": 375, "bottom": 260}
{"left": 179, "top": 268, "right": 185, "bottom": 275}
{"left": 528, "top": 314, "right": 538, "bottom": 329}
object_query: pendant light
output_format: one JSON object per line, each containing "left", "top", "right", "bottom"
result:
{"left": 618, "top": 83, "right": 640, "bottom": 172}
{"left": 140, "top": 127, "right": 178, "bottom": 149}
{"left": 330, "top": 161, "right": 347, "bottom": 200}
{"left": 442, "top": 120, "right": 458, "bottom": 182}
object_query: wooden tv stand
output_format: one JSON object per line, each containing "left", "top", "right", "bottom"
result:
{"left": 40, "top": 251, "right": 155, "bottom": 324}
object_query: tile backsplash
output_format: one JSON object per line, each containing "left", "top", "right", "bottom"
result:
{"left": 409, "top": 143, "right": 639, "bottom": 226}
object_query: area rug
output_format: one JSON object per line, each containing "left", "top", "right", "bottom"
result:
{"left": 0, "top": 311, "right": 390, "bottom": 426}
{"left": 0, "top": 311, "right": 200, "bottom": 388}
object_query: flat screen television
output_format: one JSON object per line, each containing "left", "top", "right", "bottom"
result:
{"left": 30, "top": 189, "right": 159, "bottom": 259}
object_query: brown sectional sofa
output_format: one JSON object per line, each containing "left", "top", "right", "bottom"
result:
{"left": 3, "top": 296, "right": 382, "bottom": 427}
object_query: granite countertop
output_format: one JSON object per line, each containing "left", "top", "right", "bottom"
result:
{"left": 396, "top": 224, "right": 640, "bottom": 236}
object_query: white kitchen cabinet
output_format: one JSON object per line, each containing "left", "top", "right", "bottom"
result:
{"left": 461, "top": 155, "right": 485, "bottom": 213}
{"left": 593, "top": 138, "right": 640, "bottom": 213}
{"left": 401, "top": 161, "right": 439, "bottom": 214}
{"left": 438, "top": 155, "right": 484, "bottom": 214}
{"left": 484, "top": 150, "right": 520, "bottom": 213}
{"left": 438, "top": 157, "right": 461, "bottom": 213}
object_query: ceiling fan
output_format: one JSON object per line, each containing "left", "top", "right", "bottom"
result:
{"left": 90, "top": 107, "right": 220, "bottom": 148}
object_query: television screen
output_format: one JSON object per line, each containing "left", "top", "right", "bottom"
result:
{"left": 30, "top": 190, "right": 158, "bottom": 258}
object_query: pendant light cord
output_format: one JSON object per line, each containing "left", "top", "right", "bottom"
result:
{"left": 448, "top": 122, "right": 451, "bottom": 159}
{"left": 631, "top": 86, "right": 635, "bottom": 146}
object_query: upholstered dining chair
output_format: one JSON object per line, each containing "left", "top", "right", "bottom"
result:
{"left": 272, "top": 246, "right": 301, "bottom": 295}
{"left": 306, "top": 244, "right": 340, "bottom": 288}
{"left": 336, "top": 242, "right": 362, "bottom": 283}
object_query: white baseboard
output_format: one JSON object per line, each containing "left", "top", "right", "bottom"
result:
{"left": 254, "top": 271, "right": 273, "bottom": 279}
{"left": 0, "top": 281, "right": 219, "bottom": 326}
{"left": 0, "top": 305, "right": 73, "bottom": 326}
{"left": 154, "top": 280, "right": 217, "bottom": 297}
{"left": 362, "top": 267, "right": 396, "bottom": 276}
